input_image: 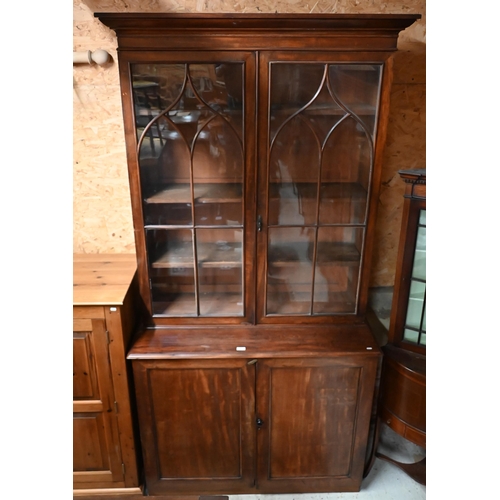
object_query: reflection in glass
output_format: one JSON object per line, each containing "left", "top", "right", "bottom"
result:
{"left": 412, "top": 225, "right": 426, "bottom": 281}
{"left": 403, "top": 209, "right": 426, "bottom": 345}
{"left": 197, "top": 228, "right": 243, "bottom": 316}
{"left": 267, "top": 227, "right": 315, "bottom": 315}
{"left": 132, "top": 62, "right": 245, "bottom": 317}
{"left": 313, "top": 227, "right": 363, "bottom": 314}
{"left": 266, "top": 62, "right": 382, "bottom": 315}
{"left": 147, "top": 229, "right": 196, "bottom": 316}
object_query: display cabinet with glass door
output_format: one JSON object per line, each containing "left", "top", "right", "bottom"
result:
{"left": 126, "top": 54, "right": 392, "bottom": 325}
{"left": 376, "top": 169, "right": 426, "bottom": 485}
{"left": 388, "top": 169, "right": 426, "bottom": 354}
{"left": 96, "top": 13, "right": 421, "bottom": 496}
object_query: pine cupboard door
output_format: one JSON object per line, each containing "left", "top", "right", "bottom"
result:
{"left": 255, "top": 357, "right": 378, "bottom": 493}
{"left": 117, "top": 51, "right": 257, "bottom": 325}
{"left": 132, "top": 358, "right": 256, "bottom": 495}
{"left": 256, "top": 51, "right": 389, "bottom": 322}
{"left": 73, "top": 311, "right": 125, "bottom": 488}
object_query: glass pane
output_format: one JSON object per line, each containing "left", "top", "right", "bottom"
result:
{"left": 146, "top": 229, "right": 196, "bottom": 316}
{"left": 403, "top": 328, "right": 419, "bottom": 344}
{"left": 196, "top": 228, "right": 243, "bottom": 316}
{"left": 270, "top": 63, "right": 328, "bottom": 137}
{"left": 132, "top": 61, "right": 245, "bottom": 318}
{"left": 421, "top": 304, "right": 426, "bottom": 332}
{"left": 266, "top": 62, "right": 381, "bottom": 316}
{"left": 405, "top": 280, "right": 425, "bottom": 330}
{"left": 132, "top": 62, "right": 244, "bottom": 229}
{"left": 419, "top": 209, "right": 426, "bottom": 225}
{"left": 313, "top": 227, "right": 363, "bottom": 314}
{"left": 269, "top": 64, "right": 333, "bottom": 228}
{"left": 319, "top": 116, "right": 370, "bottom": 225}
{"left": 192, "top": 115, "right": 243, "bottom": 226}
{"left": 403, "top": 210, "right": 426, "bottom": 345}
{"left": 328, "top": 64, "right": 382, "bottom": 137}
{"left": 267, "top": 227, "right": 315, "bottom": 315}
{"left": 412, "top": 225, "right": 426, "bottom": 281}
{"left": 318, "top": 181, "right": 368, "bottom": 225}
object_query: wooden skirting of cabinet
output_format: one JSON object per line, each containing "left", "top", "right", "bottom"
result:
{"left": 129, "top": 325, "right": 381, "bottom": 496}
{"left": 73, "top": 254, "right": 142, "bottom": 496}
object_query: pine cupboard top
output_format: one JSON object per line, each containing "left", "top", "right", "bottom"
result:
{"left": 73, "top": 254, "right": 137, "bottom": 306}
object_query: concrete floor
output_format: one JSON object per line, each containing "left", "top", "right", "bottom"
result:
{"left": 228, "top": 424, "right": 426, "bottom": 500}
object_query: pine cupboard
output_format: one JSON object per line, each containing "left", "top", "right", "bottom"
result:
{"left": 73, "top": 254, "right": 141, "bottom": 496}
{"left": 95, "top": 12, "right": 421, "bottom": 495}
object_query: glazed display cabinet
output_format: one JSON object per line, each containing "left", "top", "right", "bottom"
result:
{"left": 376, "top": 169, "right": 426, "bottom": 485}
{"left": 95, "top": 12, "right": 420, "bottom": 496}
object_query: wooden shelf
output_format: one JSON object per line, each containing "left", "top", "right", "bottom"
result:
{"left": 145, "top": 183, "right": 242, "bottom": 204}
{"left": 152, "top": 241, "right": 242, "bottom": 269}
{"left": 267, "top": 290, "right": 356, "bottom": 315}
{"left": 271, "top": 103, "right": 376, "bottom": 116}
{"left": 268, "top": 241, "right": 360, "bottom": 267}
{"left": 269, "top": 182, "right": 367, "bottom": 200}
{"left": 153, "top": 293, "right": 244, "bottom": 317}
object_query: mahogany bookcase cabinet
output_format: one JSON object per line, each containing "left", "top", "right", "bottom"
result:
{"left": 95, "top": 12, "right": 420, "bottom": 496}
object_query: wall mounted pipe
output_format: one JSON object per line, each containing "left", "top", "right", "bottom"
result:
{"left": 73, "top": 49, "right": 110, "bottom": 65}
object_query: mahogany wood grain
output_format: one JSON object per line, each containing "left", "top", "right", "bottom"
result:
{"left": 256, "top": 356, "right": 378, "bottom": 493}
{"left": 127, "top": 324, "right": 381, "bottom": 360}
{"left": 133, "top": 359, "right": 255, "bottom": 495}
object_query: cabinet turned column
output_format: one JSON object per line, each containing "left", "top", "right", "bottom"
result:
{"left": 73, "top": 254, "right": 142, "bottom": 497}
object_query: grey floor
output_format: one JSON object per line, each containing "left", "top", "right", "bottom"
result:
{"left": 229, "top": 425, "right": 426, "bottom": 500}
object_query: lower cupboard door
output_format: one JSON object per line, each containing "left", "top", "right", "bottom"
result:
{"left": 132, "top": 358, "right": 256, "bottom": 495}
{"left": 256, "top": 357, "right": 378, "bottom": 493}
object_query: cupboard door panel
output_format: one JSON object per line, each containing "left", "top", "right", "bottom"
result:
{"left": 73, "top": 318, "right": 124, "bottom": 488}
{"left": 133, "top": 359, "right": 255, "bottom": 495}
{"left": 256, "top": 357, "right": 377, "bottom": 493}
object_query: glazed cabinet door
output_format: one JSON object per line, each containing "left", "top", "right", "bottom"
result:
{"left": 257, "top": 52, "right": 386, "bottom": 321}
{"left": 73, "top": 312, "right": 124, "bottom": 488}
{"left": 132, "top": 359, "right": 256, "bottom": 495}
{"left": 119, "top": 51, "right": 257, "bottom": 324}
{"left": 256, "top": 357, "right": 378, "bottom": 493}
